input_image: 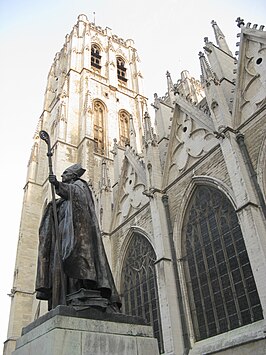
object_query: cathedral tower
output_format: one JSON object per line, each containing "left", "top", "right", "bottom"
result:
{"left": 4, "top": 14, "right": 146, "bottom": 354}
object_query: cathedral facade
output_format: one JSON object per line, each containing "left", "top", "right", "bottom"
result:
{"left": 4, "top": 14, "right": 266, "bottom": 355}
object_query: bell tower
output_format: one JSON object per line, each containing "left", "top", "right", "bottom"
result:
{"left": 4, "top": 14, "right": 147, "bottom": 355}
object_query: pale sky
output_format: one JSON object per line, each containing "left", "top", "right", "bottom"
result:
{"left": 0, "top": 0, "right": 265, "bottom": 349}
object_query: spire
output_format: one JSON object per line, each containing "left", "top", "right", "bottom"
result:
{"left": 129, "top": 114, "right": 138, "bottom": 151}
{"left": 111, "top": 138, "right": 125, "bottom": 187}
{"left": 99, "top": 158, "right": 111, "bottom": 191}
{"left": 199, "top": 51, "right": 219, "bottom": 87}
{"left": 166, "top": 71, "right": 174, "bottom": 92}
{"left": 143, "top": 111, "right": 155, "bottom": 144}
{"left": 211, "top": 20, "right": 232, "bottom": 56}
{"left": 99, "top": 157, "right": 112, "bottom": 233}
{"left": 166, "top": 71, "right": 175, "bottom": 103}
{"left": 151, "top": 93, "right": 160, "bottom": 110}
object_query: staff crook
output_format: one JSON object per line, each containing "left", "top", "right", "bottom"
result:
{"left": 39, "top": 130, "right": 66, "bottom": 306}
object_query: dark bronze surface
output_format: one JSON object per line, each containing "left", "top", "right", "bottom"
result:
{"left": 36, "top": 131, "right": 121, "bottom": 312}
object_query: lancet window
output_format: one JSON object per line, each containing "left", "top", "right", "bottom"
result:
{"left": 121, "top": 233, "right": 164, "bottom": 353}
{"left": 182, "top": 185, "right": 263, "bottom": 341}
{"left": 91, "top": 44, "right": 101, "bottom": 70}
{"left": 93, "top": 100, "right": 105, "bottom": 155}
{"left": 117, "top": 57, "right": 127, "bottom": 82}
{"left": 119, "top": 110, "right": 130, "bottom": 146}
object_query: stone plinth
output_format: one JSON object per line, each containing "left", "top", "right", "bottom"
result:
{"left": 12, "top": 306, "right": 159, "bottom": 355}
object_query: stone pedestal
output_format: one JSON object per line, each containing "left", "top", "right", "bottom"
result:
{"left": 12, "top": 306, "right": 159, "bottom": 355}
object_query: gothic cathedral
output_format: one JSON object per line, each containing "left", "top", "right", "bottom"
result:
{"left": 4, "top": 14, "right": 266, "bottom": 355}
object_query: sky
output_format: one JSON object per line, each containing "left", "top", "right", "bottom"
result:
{"left": 0, "top": 0, "right": 265, "bottom": 349}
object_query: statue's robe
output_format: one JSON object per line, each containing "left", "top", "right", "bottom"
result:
{"left": 36, "top": 179, "right": 121, "bottom": 310}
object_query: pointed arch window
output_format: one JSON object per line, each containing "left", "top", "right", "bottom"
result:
{"left": 119, "top": 110, "right": 130, "bottom": 146}
{"left": 182, "top": 185, "right": 263, "bottom": 341}
{"left": 91, "top": 44, "right": 101, "bottom": 70}
{"left": 117, "top": 57, "right": 127, "bottom": 82}
{"left": 93, "top": 100, "right": 105, "bottom": 155}
{"left": 121, "top": 233, "right": 164, "bottom": 353}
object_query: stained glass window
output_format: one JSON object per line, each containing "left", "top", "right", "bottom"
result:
{"left": 182, "top": 185, "right": 263, "bottom": 340}
{"left": 121, "top": 233, "right": 164, "bottom": 353}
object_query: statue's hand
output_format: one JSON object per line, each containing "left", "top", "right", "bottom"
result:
{"left": 49, "top": 174, "right": 59, "bottom": 187}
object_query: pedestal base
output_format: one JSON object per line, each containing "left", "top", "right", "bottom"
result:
{"left": 12, "top": 306, "right": 159, "bottom": 355}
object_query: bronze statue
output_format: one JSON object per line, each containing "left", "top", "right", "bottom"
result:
{"left": 35, "top": 156, "right": 121, "bottom": 312}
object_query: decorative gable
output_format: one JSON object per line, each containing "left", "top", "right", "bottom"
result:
{"left": 164, "top": 105, "right": 217, "bottom": 186}
{"left": 112, "top": 150, "right": 148, "bottom": 229}
{"left": 233, "top": 24, "right": 266, "bottom": 126}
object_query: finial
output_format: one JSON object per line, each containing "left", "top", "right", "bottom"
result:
{"left": 198, "top": 51, "right": 219, "bottom": 86}
{"left": 166, "top": 71, "right": 171, "bottom": 78}
{"left": 198, "top": 51, "right": 205, "bottom": 58}
{"left": 236, "top": 17, "right": 245, "bottom": 28}
{"left": 144, "top": 111, "right": 150, "bottom": 121}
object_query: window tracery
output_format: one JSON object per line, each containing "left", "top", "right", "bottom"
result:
{"left": 182, "top": 185, "right": 263, "bottom": 340}
{"left": 93, "top": 100, "right": 105, "bottom": 155}
{"left": 122, "top": 233, "right": 164, "bottom": 353}
{"left": 119, "top": 110, "right": 130, "bottom": 146}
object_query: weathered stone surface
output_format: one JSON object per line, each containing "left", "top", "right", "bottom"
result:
{"left": 13, "top": 308, "right": 159, "bottom": 355}
{"left": 190, "top": 319, "right": 266, "bottom": 355}
{"left": 21, "top": 305, "right": 148, "bottom": 335}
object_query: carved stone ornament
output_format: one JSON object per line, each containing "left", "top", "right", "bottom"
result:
{"left": 118, "top": 167, "right": 148, "bottom": 222}
{"left": 170, "top": 116, "right": 217, "bottom": 172}
{"left": 241, "top": 40, "right": 266, "bottom": 111}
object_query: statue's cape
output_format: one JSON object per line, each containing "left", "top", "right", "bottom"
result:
{"left": 36, "top": 179, "right": 121, "bottom": 306}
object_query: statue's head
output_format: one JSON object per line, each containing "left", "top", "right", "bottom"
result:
{"left": 61, "top": 164, "right": 86, "bottom": 183}
{"left": 67, "top": 163, "right": 86, "bottom": 178}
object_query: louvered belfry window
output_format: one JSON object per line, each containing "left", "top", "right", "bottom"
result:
{"left": 122, "top": 233, "right": 164, "bottom": 353}
{"left": 183, "top": 185, "right": 263, "bottom": 340}
{"left": 117, "top": 57, "right": 127, "bottom": 82}
{"left": 91, "top": 44, "right": 101, "bottom": 69}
